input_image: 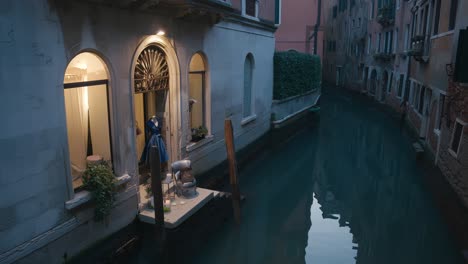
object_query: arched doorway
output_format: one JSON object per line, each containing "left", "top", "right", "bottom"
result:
{"left": 131, "top": 38, "right": 181, "bottom": 182}
{"left": 63, "top": 52, "right": 112, "bottom": 190}
{"left": 369, "top": 69, "right": 377, "bottom": 96}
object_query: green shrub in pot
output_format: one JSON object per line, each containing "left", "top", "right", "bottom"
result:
{"left": 83, "top": 161, "right": 117, "bottom": 221}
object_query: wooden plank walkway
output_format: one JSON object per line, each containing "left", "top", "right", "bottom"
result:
{"left": 138, "top": 187, "right": 220, "bottom": 229}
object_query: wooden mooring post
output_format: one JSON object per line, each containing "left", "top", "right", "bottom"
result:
{"left": 149, "top": 145, "right": 167, "bottom": 262}
{"left": 224, "top": 119, "right": 241, "bottom": 225}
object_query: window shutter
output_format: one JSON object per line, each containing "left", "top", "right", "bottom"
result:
{"left": 455, "top": 28, "right": 468, "bottom": 83}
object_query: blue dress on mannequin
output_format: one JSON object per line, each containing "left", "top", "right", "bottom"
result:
{"left": 140, "top": 117, "right": 169, "bottom": 165}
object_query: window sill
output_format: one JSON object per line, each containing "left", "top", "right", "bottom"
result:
{"left": 241, "top": 114, "right": 257, "bottom": 126}
{"left": 186, "top": 135, "right": 214, "bottom": 152}
{"left": 243, "top": 14, "right": 260, "bottom": 22}
{"left": 448, "top": 148, "right": 459, "bottom": 159}
{"left": 211, "top": 0, "right": 232, "bottom": 7}
{"left": 430, "top": 30, "right": 454, "bottom": 40}
{"left": 65, "top": 174, "right": 131, "bottom": 210}
{"left": 410, "top": 106, "right": 423, "bottom": 118}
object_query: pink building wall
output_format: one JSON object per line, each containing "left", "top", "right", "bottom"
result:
{"left": 275, "top": 0, "right": 323, "bottom": 58}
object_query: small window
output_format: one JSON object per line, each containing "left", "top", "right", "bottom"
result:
{"left": 449, "top": 0, "right": 458, "bottom": 30}
{"left": 409, "top": 82, "right": 415, "bottom": 105}
{"left": 397, "top": 74, "right": 404, "bottom": 97}
{"left": 405, "top": 24, "right": 410, "bottom": 50}
{"left": 63, "top": 52, "right": 112, "bottom": 190}
{"left": 189, "top": 53, "right": 209, "bottom": 140}
{"left": 378, "top": 33, "right": 382, "bottom": 52}
{"left": 433, "top": 0, "right": 441, "bottom": 35}
{"left": 449, "top": 120, "right": 465, "bottom": 156}
{"left": 394, "top": 28, "right": 398, "bottom": 53}
{"left": 243, "top": 54, "right": 254, "bottom": 118}
{"left": 245, "top": 0, "right": 258, "bottom": 17}
{"left": 368, "top": 35, "right": 372, "bottom": 54}
{"left": 418, "top": 86, "right": 426, "bottom": 114}
{"left": 388, "top": 72, "right": 393, "bottom": 93}
{"left": 454, "top": 29, "right": 468, "bottom": 83}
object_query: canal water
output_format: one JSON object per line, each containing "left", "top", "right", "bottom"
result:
{"left": 132, "top": 87, "right": 464, "bottom": 264}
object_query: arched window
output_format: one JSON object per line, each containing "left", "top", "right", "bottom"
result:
{"left": 243, "top": 54, "right": 254, "bottom": 118}
{"left": 189, "top": 53, "right": 209, "bottom": 142}
{"left": 63, "top": 52, "right": 112, "bottom": 190}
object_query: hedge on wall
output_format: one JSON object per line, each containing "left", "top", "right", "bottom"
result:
{"left": 273, "top": 51, "right": 321, "bottom": 100}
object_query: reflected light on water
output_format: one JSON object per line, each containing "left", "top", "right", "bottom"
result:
{"left": 305, "top": 193, "right": 357, "bottom": 264}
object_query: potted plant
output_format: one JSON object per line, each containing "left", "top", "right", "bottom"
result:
{"left": 82, "top": 161, "right": 116, "bottom": 222}
{"left": 191, "top": 126, "right": 208, "bottom": 142}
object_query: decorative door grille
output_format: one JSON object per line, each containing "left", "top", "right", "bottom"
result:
{"left": 134, "top": 46, "right": 169, "bottom": 93}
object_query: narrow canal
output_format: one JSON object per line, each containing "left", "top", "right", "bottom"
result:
{"left": 133, "top": 87, "right": 464, "bottom": 264}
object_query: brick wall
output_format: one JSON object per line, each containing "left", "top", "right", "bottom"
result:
{"left": 438, "top": 80, "right": 468, "bottom": 207}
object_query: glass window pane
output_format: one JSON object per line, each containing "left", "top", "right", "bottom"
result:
{"left": 451, "top": 122, "right": 463, "bottom": 153}
{"left": 64, "top": 52, "right": 111, "bottom": 190}
{"left": 64, "top": 52, "right": 107, "bottom": 84}
{"left": 64, "top": 84, "right": 111, "bottom": 189}
{"left": 244, "top": 56, "right": 253, "bottom": 117}
{"left": 189, "top": 73, "right": 204, "bottom": 129}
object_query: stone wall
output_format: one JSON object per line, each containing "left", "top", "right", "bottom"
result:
{"left": 271, "top": 89, "right": 321, "bottom": 128}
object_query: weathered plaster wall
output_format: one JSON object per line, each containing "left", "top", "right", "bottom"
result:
{"left": 187, "top": 21, "right": 275, "bottom": 174}
{"left": 275, "top": 0, "right": 318, "bottom": 54}
{"left": 0, "top": 0, "right": 276, "bottom": 261}
{"left": 0, "top": 0, "right": 71, "bottom": 255}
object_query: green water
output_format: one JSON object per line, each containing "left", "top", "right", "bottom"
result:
{"left": 135, "top": 88, "right": 464, "bottom": 264}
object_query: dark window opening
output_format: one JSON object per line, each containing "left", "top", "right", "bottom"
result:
{"left": 450, "top": 121, "right": 464, "bottom": 154}
{"left": 454, "top": 28, "right": 468, "bottom": 83}
{"left": 246, "top": 0, "right": 256, "bottom": 17}
{"left": 433, "top": 0, "right": 441, "bottom": 35}
{"left": 449, "top": 0, "right": 458, "bottom": 30}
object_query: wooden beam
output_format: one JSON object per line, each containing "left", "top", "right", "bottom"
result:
{"left": 224, "top": 119, "right": 241, "bottom": 225}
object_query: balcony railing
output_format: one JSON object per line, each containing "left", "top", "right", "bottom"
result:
{"left": 408, "top": 35, "right": 429, "bottom": 62}
{"left": 377, "top": 5, "right": 395, "bottom": 27}
{"left": 373, "top": 52, "right": 395, "bottom": 62}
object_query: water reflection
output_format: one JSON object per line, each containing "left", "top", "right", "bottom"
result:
{"left": 134, "top": 89, "right": 463, "bottom": 264}
{"left": 305, "top": 193, "right": 357, "bottom": 263}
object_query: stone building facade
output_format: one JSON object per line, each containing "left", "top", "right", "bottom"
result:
{"left": 0, "top": 0, "right": 280, "bottom": 263}
{"left": 275, "top": 0, "right": 324, "bottom": 57}
{"left": 323, "top": 0, "right": 468, "bottom": 207}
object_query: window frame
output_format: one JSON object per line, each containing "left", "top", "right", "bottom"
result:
{"left": 449, "top": 0, "right": 458, "bottom": 31}
{"left": 387, "top": 71, "right": 393, "bottom": 94}
{"left": 397, "top": 74, "right": 404, "bottom": 98}
{"left": 188, "top": 71, "right": 207, "bottom": 131}
{"left": 448, "top": 118, "right": 466, "bottom": 158}
{"left": 63, "top": 78, "right": 114, "bottom": 192}
{"left": 434, "top": 91, "right": 446, "bottom": 133}
{"left": 242, "top": 54, "right": 256, "bottom": 123}
{"left": 188, "top": 52, "right": 212, "bottom": 146}
{"left": 243, "top": 0, "right": 259, "bottom": 19}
